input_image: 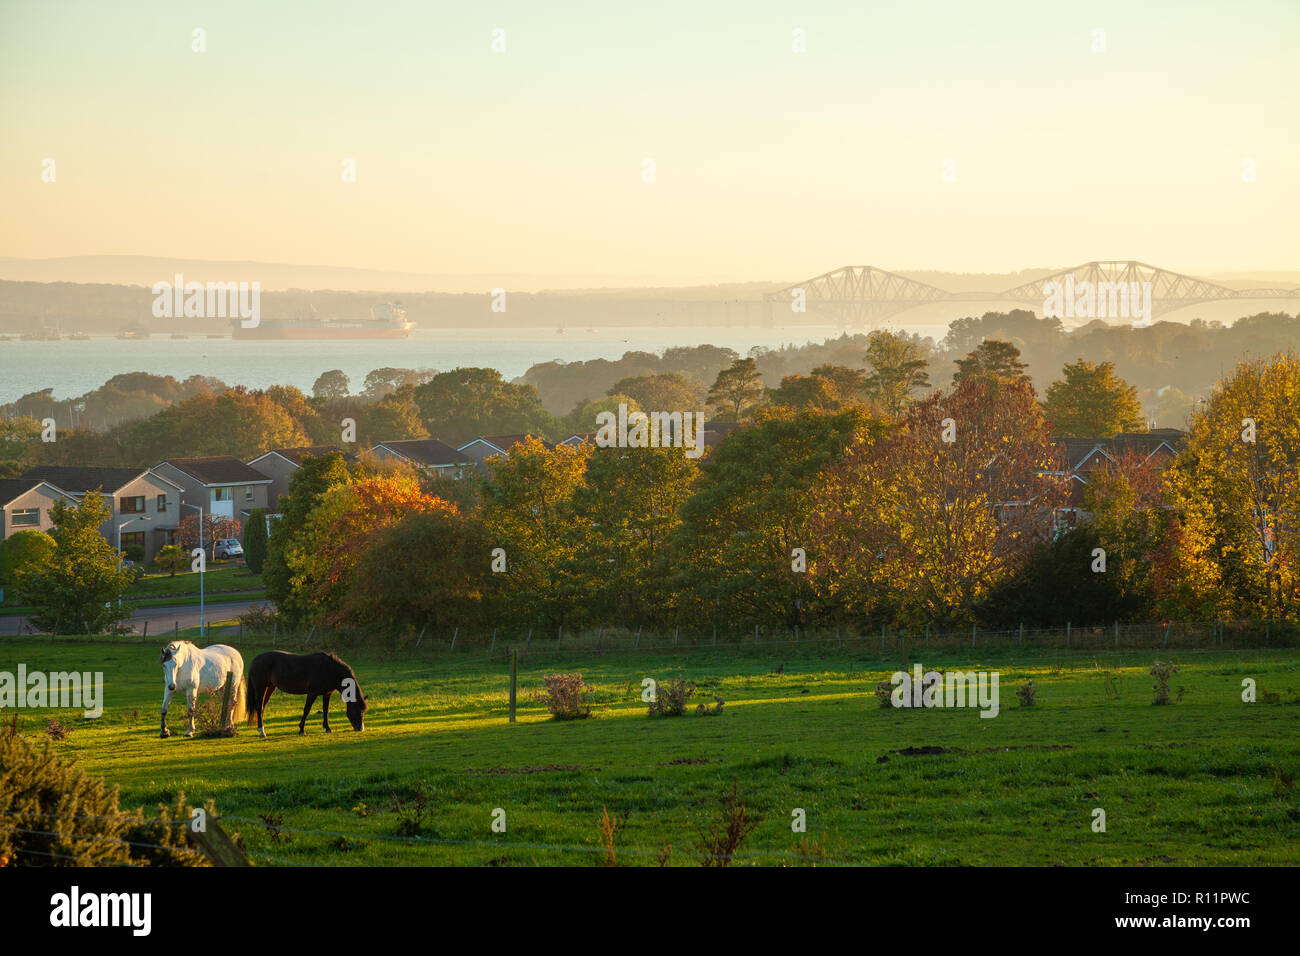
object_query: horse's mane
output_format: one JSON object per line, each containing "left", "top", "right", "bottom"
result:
{"left": 322, "top": 652, "right": 368, "bottom": 711}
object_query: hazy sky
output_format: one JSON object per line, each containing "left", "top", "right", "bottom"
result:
{"left": 2, "top": 0, "right": 1297, "bottom": 283}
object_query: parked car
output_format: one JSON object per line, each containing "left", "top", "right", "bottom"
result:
{"left": 213, "top": 538, "right": 244, "bottom": 560}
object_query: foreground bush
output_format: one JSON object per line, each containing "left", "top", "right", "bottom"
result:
{"left": 0, "top": 716, "right": 207, "bottom": 866}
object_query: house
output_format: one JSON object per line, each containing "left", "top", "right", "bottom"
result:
{"left": 0, "top": 478, "right": 76, "bottom": 544}
{"left": 247, "top": 445, "right": 344, "bottom": 511}
{"left": 152, "top": 457, "right": 273, "bottom": 527}
{"left": 1051, "top": 428, "right": 1187, "bottom": 525}
{"left": 369, "top": 439, "right": 474, "bottom": 478}
{"left": 457, "top": 434, "right": 553, "bottom": 471}
{"left": 19, "top": 465, "right": 184, "bottom": 563}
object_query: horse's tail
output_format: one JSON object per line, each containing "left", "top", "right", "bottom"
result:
{"left": 229, "top": 662, "right": 247, "bottom": 725}
{"left": 244, "top": 666, "right": 261, "bottom": 727}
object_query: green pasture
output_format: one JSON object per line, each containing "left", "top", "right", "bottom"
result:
{"left": 1, "top": 637, "right": 1297, "bottom": 866}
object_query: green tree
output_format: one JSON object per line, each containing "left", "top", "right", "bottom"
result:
{"left": 413, "top": 368, "right": 557, "bottom": 443}
{"left": 12, "top": 493, "right": 134, "bottom": 634}
{"left": 952, "top": 339, "right": 1029, "bottom": 386}
{"left": 0, "top": 530, "right": 55, "bottom": 584}
{"left": 706, "top": 358, "right": 766, "bottom": 421}
{"left": 864, "top": 331, "right": 931, "bottom": 416}
{"left": 312, "top": 369, "right": 351, "bottom": 400}
{"left": 567, "top": 445, "right": 699, "bottom": 623}
{"left": 1043, "top": 359, "right": 1144, "bottom": 437}
{"left": 263, "top": 451, "right": 352, "bottom": 623}
{"left": 608, "top": 373, "right": 703, "bottom": 412}
{"left": 480, "top": 437, "right": 591, "bottom": 628}
{"left": 669, "top": 406, "right": 880, "bottom": 628}
{"left": 242, "top": 508, "right": 269, "bottom": 574}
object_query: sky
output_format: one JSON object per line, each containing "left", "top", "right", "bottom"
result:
{"left": 1, "top": 0, "right": 1297, "bottom": 284}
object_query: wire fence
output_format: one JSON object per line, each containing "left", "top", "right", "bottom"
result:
{"left": 0, "top": 808, "right": 848, "bottom": 867}
{"left": 11, "top": 615, "right": 1299, "bottom": 659}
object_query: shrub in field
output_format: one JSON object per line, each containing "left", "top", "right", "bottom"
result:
{"left": 534, "top": 673, "right": 591, "bottom": 720}
{"left": 151, "top": 544, "right": 188, "bottom": 576}
{"left": 192, "top": 688, "right": 238, "bottom": 737}
{"left": 1016, "top": 681, "right": 1037, "bottom": 706}
{"left": 875, "top": 680, "right": 895, "bottom": 708}
{"left": 648, "top": 677, "right": 695, "bottom": 717}
{"left": 1150, "top": 661, "right": 1180, "bottom": 705}
{"left": 697, "top": 780, "right": 759, "bottom": 867}
{"left": 696, "top": 696, "right": 725, "bottom": 716}
{"left": 0, "top": 716, "right": 207, "bottom": 866}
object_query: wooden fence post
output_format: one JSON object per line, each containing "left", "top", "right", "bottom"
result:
{"left": 186, "top": 816, "right": 249, "bottom": 867}
{"left": 509, "top": 649, "right": 518, "bottom": 724}
{"left": 415, "top": 623, "right": 427, "bottom": 647}
{"left": 1115, "top": 621, "right": 1120, "bottom": 647}
{"left": 450, "top": 627, "right": 459, "bottom": 651}
{"left": 218, "top": 672, "right": 234, "bottom": 729}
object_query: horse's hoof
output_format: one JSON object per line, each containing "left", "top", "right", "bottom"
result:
{"left": 184, "top": 731, "right": 194, "bottom": 738}
{"left": 160, "top": 730, "right": 170, "bottom": 739}
{"left": 298, "top": 729, "right": 306, "bottom": 736}
{"left": 324, "top": 726, "right": 331, "bottom": 733}
{"left": 258, "top": 730, "right": 266, "bottom": 739}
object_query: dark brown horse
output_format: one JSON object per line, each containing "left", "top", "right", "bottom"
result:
{"left": 246, "top": 651, "right": 368, "bottom": 738}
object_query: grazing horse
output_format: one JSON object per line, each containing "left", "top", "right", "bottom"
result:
{"left": 159, "top": 641, "right": 246, "bottom": 738}
{"left": 246, "top": 651, "right": 368, "bottom": 738}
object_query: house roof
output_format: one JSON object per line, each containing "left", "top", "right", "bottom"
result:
{"left": 21, "top": 465, "right": 154, "bottom": 494}
{"left": 248, "top": 445, "right": 343, "bottom": 468}
{"left": 158, "top": 457, "right": 273, "bottom": 486}
{"left": 374, "top": 439, "right": 473, "bottom": 467}
{"left": 459, "top": 434, "right": 553, "bottom": 454}
{"left": 0, "top": 478, "right": 72, "bottom": 508}
{"left": 1053, "top": 429, "right": 1187, "bottom": 471}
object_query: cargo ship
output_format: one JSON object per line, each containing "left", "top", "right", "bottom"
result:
{"left": 231, "top": 303, "right": 414, "bottom": 340}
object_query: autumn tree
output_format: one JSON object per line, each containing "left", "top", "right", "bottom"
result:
{"left": 1043, "top": 359, "right": 1144, "bottom": 437}
{"left": 1162, "top": 353, "right": 1300, "bottom": 620}
{"left": 290, "top": 473, "right": 448, "bottom": 622}
{"left": 809, "top": 376, "right": 1066, "bottom": 626}
{"left": 706, "top": 358, "right": 766, "bottom": 421}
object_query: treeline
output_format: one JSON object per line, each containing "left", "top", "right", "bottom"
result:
{"left": 524, "top": 310, "right": 1300, "bottom": 427}
{"left": 260, "top": 353, "right": 1300, "bottom": 636}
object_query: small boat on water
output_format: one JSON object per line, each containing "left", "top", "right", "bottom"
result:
{"left": 20, "top": 321, "right": 61, "bottom": 341}
{"left": 117, "top": 321, "right": 151, "bottom": 340}
{"left": 70, "top": 331, "right": 90, "bottom": 340}
{"left": 170, "top": 333, "right": 189, "bottom": 339}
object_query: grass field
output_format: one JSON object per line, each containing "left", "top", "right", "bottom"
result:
{"left": 2, "top": 637, "right": 1297, "bottom": 866}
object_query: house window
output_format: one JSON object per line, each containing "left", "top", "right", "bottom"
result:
{"left": 120, "top": 496, "right": 146, "bottom": 514}
{"left": 11, "top": 508, "right": 39, "bottom": 527}
{"left": 156, "top": 493, "right": 167, "bottom": 510}
{"left": 120, "top": 532, "right": 145, "bottom": 549}
{"left": 245, "top": 487, "right": 255, "bottom": 501}
{"left": 212, "top": 488, "right": 233, "bottom": 502}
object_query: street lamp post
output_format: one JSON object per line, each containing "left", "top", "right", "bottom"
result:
{"left": 181, "top": 502, "right": 205, "bottom": 636}
{"left": 116, "top": 515, "right": 151, "bottom": 607}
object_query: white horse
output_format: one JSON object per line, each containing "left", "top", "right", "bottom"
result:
{"left": 159, "top": 641, "right": 246, "bottom": 738}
